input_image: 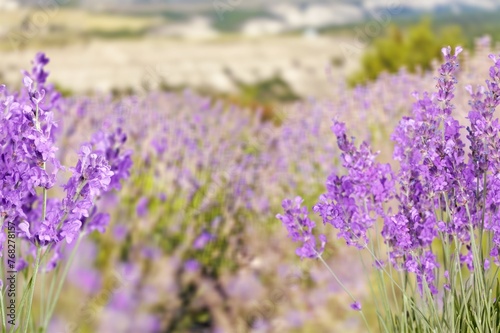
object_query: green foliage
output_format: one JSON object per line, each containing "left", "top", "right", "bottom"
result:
{"left": 349, "top": 19, "right": 466, "bottom": 86}
{"left": 84, "top": 28, "right": 148, "bottom": 39}
{"left": 234, "top": 75, "right": 300, "bottom": 105}
{"left": 416, "top": 9, "right": 500, "bottom": 45}
{"left": 191, "top": 73, "right": 301, "bottom": 122}
{"left": 53, "top": 83, "right": 74, "bottom": 97}
{"left": 159, "top": 11, "right": 189, "bottom": 22}
{"left": 209, "top": 9, "right": 277, "bottom": 33}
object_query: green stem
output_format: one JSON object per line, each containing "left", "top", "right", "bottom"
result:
{"left": 39, "top": 256, "right": 46, "bottom": 328}
{"left": 42, "top": 233, "right": 84, "bottom": 331}
{"left": 42, "top": 264, "right": 60, "bottom": 332}
{"left": 0, "top": 263, "right": 6, "bottom": 332}
{"left": 23, "top": 247, "right": 42, "bottom": 333}
{"left": 316, "top": 254, "right": 372, "bottom": 333}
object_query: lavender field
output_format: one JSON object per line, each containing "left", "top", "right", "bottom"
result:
{"left": 2, "top": 2, "right": 500, "bottom": 333}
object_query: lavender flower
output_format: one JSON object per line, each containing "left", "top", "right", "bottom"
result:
{"left": 193, "top": 231, "right": 215, "bottom": 250}
{"left": 136, "top": 196, "right": 149, "bottom": 217}
{"left": 313, "top": 121, "right": 394, "bottom": 249}
{"left": 350, "top": 301, "right": 362, "bottom": 311}
{"left": 277, "top": 197, "right": 326, "bottom": 259}
{"left": 280, "top": 45, "right": 500, "bottom": 331}
{"left": 0, "top": 53, "right": 131, "bottom": 329}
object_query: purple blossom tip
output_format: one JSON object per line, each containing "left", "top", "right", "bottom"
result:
{"left": 34, "top": 52, "right": 50, "bottom": 66}
{"left": 331, "top": 121, "right": 346, "bottom": 137}
{"left": 441, "top": 46, "right": 451, "bottom": 57}
{"left": 23, "top": 76, "right": 34, "bottom": 91}
{"left": 350, "top": 301, "right": 362, "bottom": 311}
{"left": 19, "top": 222, "right": 31, "bottom": 238}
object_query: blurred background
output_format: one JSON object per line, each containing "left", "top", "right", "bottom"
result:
{"left": 1, "top": 1, "right": 500, "bottom": 332}
{"left": 1, "top": 0, "right": 499, "bottom": 103}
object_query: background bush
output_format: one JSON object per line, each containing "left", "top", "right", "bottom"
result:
{"left": 348, "top": 18, "right": 466, "bottom": 86}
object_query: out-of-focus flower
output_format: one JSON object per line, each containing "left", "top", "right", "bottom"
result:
{"left": 193, "top": 230, "right": 215, "bottom": 250}
{"left": 136, "top": 196, "right": 149, "bottom": 217}
{"left": 277, "top": 197, "right": 326, "bottom": 259}
{"left": 350, "top": 301, "right": 362, "bottom": 311}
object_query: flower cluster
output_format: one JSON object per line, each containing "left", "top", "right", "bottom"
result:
{"left": 280, "top": 46, "right": 500, "bottom": 299}
{"left": 382, "top": 47, "right": 469, "bottom": 292}
{"left": 277, "top": 197, "right": 326, "bottom": 259}
{"left": 1, "top": 54, "right": 59, "bottom": 258}
{"left": 313, "top": 121, "right": 394, "bottom": 249}
{"left": 0, "top": 53, "right": 131, "bottom": 269}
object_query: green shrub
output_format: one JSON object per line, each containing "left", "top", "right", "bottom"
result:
{"left": 349, "top": 18, "right": 466, "bottom": 86}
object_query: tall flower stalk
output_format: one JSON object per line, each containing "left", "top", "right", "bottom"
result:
{"left": 0, "top": 54, "right": 131, "bottom": 331}
{"left": 279, "top": 46, "right": 500, "bottom": 332}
